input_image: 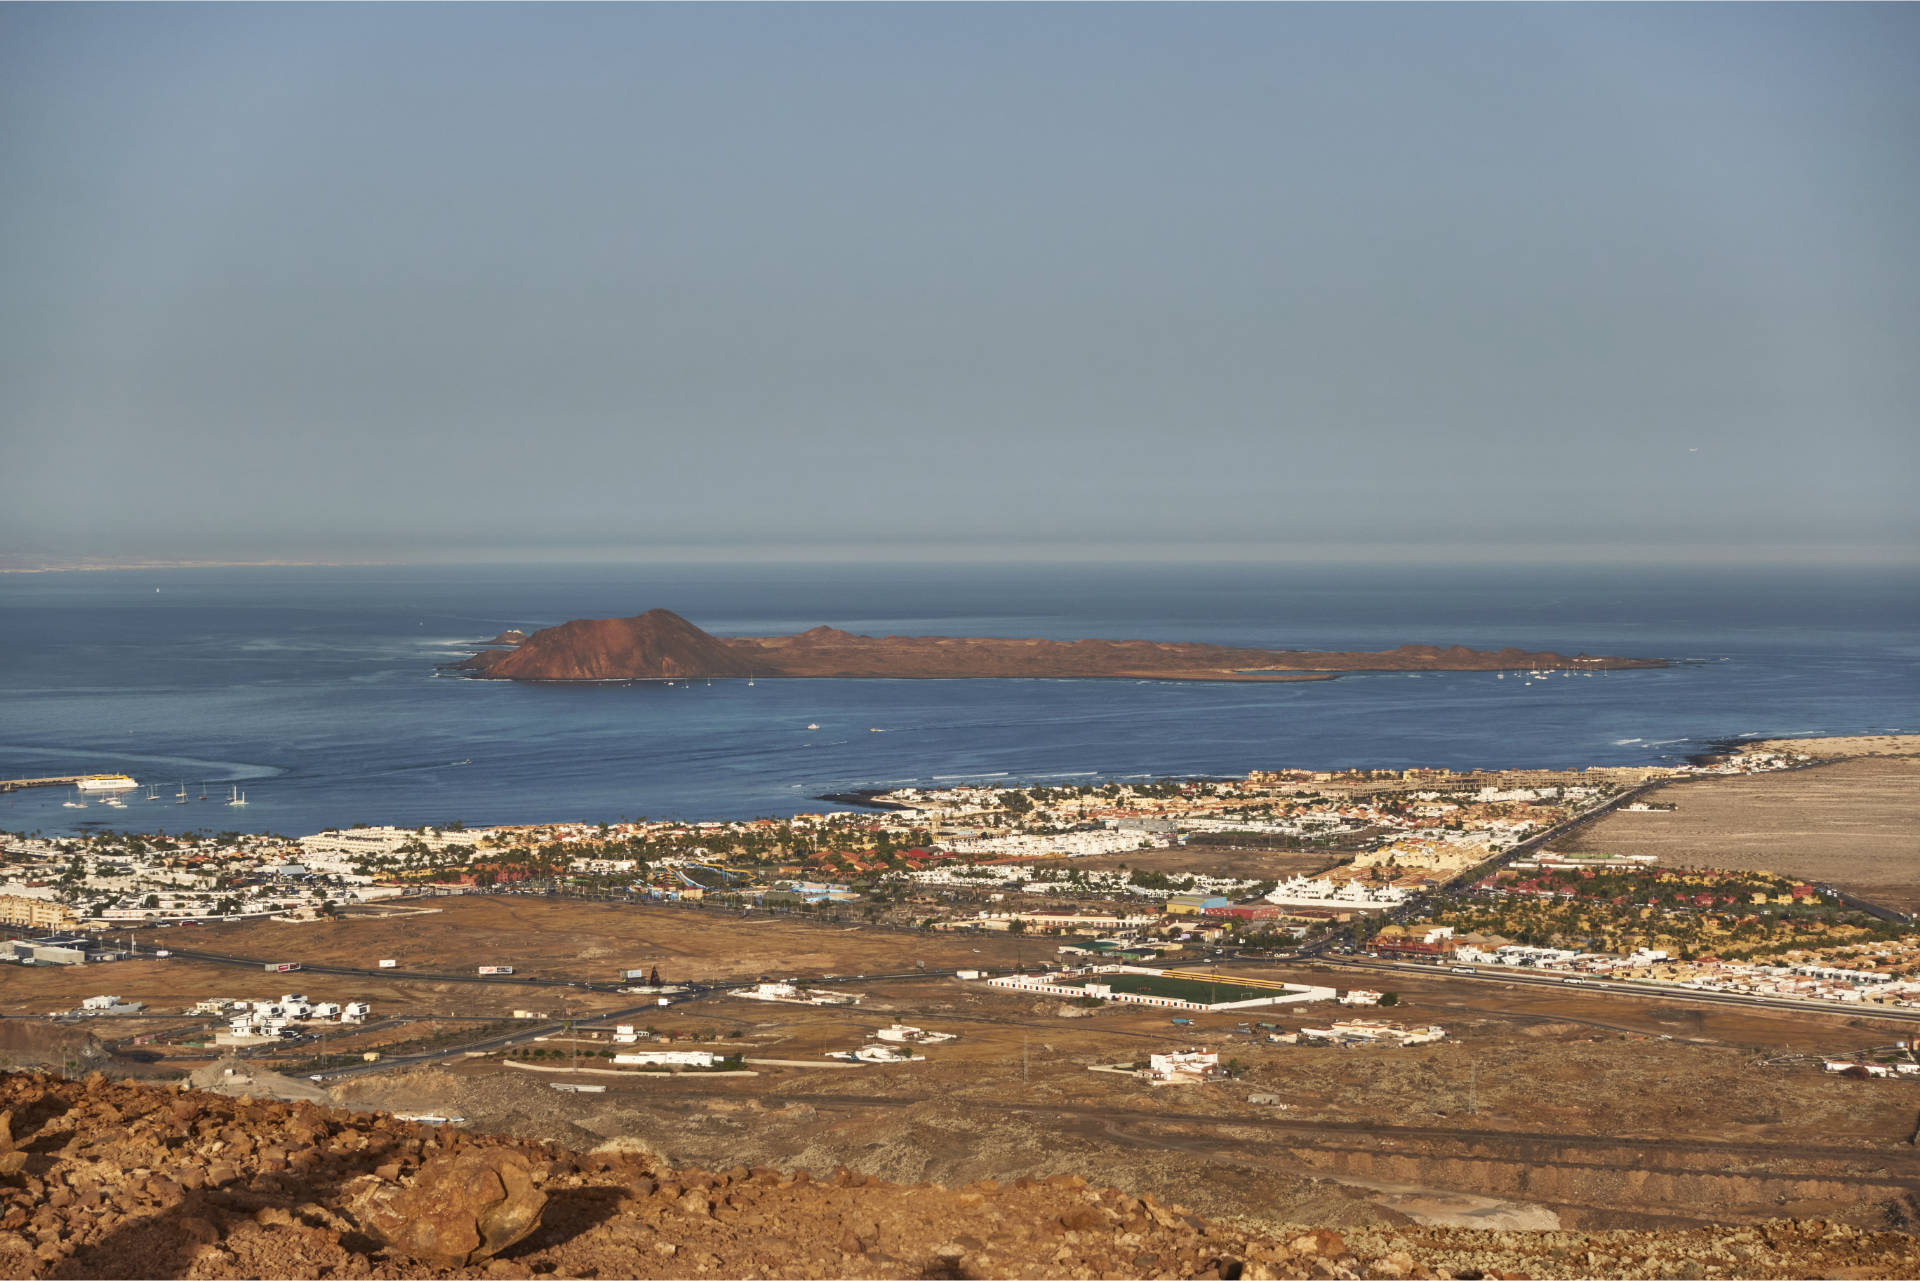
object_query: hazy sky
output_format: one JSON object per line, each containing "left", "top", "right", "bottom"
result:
{"left": 2, "top": 4, "right": 1916, "bottom": 565}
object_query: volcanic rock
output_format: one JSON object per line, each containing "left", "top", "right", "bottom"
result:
{"left": 455, "top": 609, "right": 754, "bottom": 681}
{"left": 349, "top": 1148, "right": 547, "bottom": 1266}
{"left": 3, "top": 1071, "right": 1916, "bottom": 1280}
{"left": 0, "top": 1111, "right": 23, "bottom": 1178}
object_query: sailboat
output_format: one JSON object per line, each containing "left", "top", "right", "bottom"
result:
{"left": 747, "top": 673, "right": 755, "bottom": 687}
{"left": 145, "top": 784, "right": 160, "bottom": 801}
{"left": 176, "top": 781, "right": 188, "bottom": 804}
{"left": 63, "top": 790, "right": 87, "bottom": 809}
{"left": 199, "top": 782, "right": 208, "bottom": 800}
{"left": 226, "top": 785, "right": 248, "bottom": 808}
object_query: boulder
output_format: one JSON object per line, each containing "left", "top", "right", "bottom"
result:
{"left": 0, "top": 1109, "right": 24, "bottom": 1179}
{"left": 352, "top": 1148, "right": 547, "bottom": 1266}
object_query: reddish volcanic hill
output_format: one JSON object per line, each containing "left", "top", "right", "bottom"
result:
{"left": 455, "top": 611, "right": 1662, "bottom": 682}
{"left": 458, "top": 609, "right": 756, "bottom": 681}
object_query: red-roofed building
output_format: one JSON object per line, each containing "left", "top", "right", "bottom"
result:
{"left": 1203, "top": 904, "right": 1280, "bottom": 921}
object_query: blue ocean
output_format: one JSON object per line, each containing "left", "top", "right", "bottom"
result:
{"left": 2, "top": 563, "right": 1915, "bottom": 837}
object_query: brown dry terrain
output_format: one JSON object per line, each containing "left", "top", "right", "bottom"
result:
{"left": 0, "top": 898, "right": 1033, "bottom": 1020}
{"left": 455, "top": 609, "right": 1661, "bottom": 682}
{"left": 7, "top": 1071, "right": 1920, "bottom": 1281}
{"left": 1747, "top": 735, "right": 1920, "bottom": 760}
{"left": 1563, "top": 755, "right": 1920, "bottom": 911}
{"left": 19, "top": 899, "right": 1920, "bottom": 1238}
{"left": 169, "top": 896, "right": 1036, "bottom": 985}
{"left": 391, "top": 962, "right": 1920, "bottom": 1234}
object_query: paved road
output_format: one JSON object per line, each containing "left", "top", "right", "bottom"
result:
{"left": 153, "top": 943, "right": 960, "bottom": 996}
{"left": 150, "top": 946, "right": 611, "bottom": 990}
{"left": 310, "top": 1001, "right": 670, "bottom": 1081}
{"left": 1289, "top": 779, "right": 1667, "bottom": 961}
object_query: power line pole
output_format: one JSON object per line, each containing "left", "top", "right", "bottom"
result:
{"left": 1469, "top": 1060, "right": 1478, "bottom": 1116}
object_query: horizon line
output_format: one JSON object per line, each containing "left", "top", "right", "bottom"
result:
{"left": 4, "top": 544, "right": 1919, "bottom": 574}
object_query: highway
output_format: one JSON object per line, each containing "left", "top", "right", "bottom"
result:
{"left": 150, "top": 945, "right": 608, "bottom": 990}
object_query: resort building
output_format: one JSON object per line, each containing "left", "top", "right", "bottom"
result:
{"left": 0, "top": 894, "right": 76, "bottom": 931}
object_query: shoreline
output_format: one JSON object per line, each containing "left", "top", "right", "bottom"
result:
{"left": 13, "top": 736, "right": 1919, "bottom": 841}
{"left": 447, "top": 667, "right": 1342, "bottom": 684}
{"left": 813, "top": 791, "right": 914, "bottom": 811}
{"left": 0, "top": 559, "right": 398, "bottom": 574}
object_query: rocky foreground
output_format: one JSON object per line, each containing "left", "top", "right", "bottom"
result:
{"left": 2, "top": 1071, "right": 1915, "bottom": 1280}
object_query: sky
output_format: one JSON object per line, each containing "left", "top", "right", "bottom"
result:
{"left": 1, "top": 4, "right": 1916, "bottom": 567}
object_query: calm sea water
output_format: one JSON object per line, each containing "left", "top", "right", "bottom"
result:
{"left": 2, "top": 563, "right": 1915, "bottom": 837}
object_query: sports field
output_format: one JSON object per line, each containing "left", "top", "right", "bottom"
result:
{"left": 1097, "top": 971, "right": 1282, "bottom": 1005}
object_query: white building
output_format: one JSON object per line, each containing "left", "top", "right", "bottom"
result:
{"left": 1143, "top": 1049, "right": 1219, "bottom": 1084}
{"left": 730, "top": 981, "right": 862, "bottom": 1006}
{"left": 613, "top": 1049, "right": 719, "bottom": 1068}
{"left": 1299, "top": 1019, "right": 1446, "bottom": 1047}
{"left": 873, "top": 1023, "right": 957, "bottom": 1044}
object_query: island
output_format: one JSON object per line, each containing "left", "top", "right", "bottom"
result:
{"left": 449, "top": 609, "right": 1663, "bottom": 682}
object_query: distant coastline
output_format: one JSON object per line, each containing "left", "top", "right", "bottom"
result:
{"left": 0, "top": 558, "right": 397, "bottom": 574}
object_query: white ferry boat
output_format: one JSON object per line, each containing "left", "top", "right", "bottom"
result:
{"left": 75, "top": 774, "right": 138, "bottom": 792}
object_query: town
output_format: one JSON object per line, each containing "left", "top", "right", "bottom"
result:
{"left": 7, "top": 745, "right": 1908, "bottom": 1021}
{"left": 3, "top": 738, "right": 1919, "bottom": 1242}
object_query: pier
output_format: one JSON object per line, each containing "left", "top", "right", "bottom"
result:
{"left": 0, "top": 775, "right": 88, "bottom": 793}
